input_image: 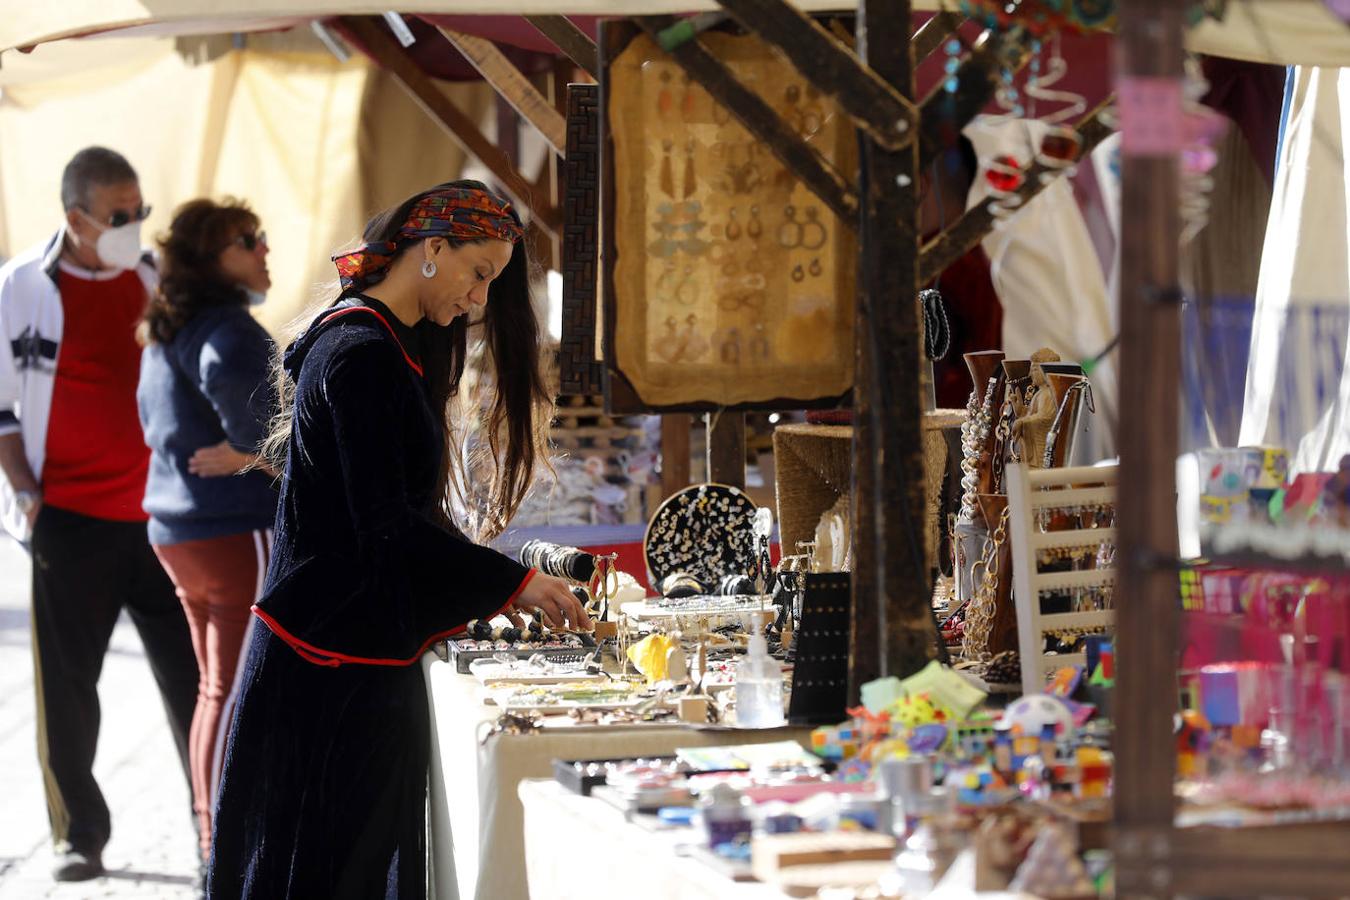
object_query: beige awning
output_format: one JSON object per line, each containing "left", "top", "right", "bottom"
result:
{"left": 0, "top": 2, "right": 847, "bottom": 53}
{"left": 5, "top": 1, "right": 1350, "bottom": 64}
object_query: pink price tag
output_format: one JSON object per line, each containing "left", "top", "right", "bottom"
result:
{"left": 1119, "top": 76, "right": 1185, "bottom": 157}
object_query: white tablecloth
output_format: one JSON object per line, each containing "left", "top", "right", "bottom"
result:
{"left": 422, "top": 656, "right": 810, "bottom": 900}
{"left": 518, "top": 779, "right": 785, "bottom": 900}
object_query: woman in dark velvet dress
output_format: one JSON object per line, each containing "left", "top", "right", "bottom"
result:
{"left": 207, "top": 182, "right": 590, "bottom": 900}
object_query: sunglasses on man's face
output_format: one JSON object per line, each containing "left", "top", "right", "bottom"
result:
{"left": 233, "top": 231, "right": 268, "bottom": 252}
{"left": 82, "top": 205, "right": 152, "bottom": 229}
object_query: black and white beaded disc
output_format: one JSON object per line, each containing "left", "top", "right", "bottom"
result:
{"left": 643, "top": 483, "right": 759, "bottom": 589}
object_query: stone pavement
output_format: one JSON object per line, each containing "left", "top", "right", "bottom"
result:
{"left": 0, "top": 538, "right": 200, "bottom": 899}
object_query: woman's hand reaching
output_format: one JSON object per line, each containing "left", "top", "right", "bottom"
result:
{"left": 188, "top": 440, "right": 256, "bottom": 477}
{"left": 510, "top": 572, "right": 593, "bottom": 632}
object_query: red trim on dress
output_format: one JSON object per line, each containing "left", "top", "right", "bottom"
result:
{"left": 251, "top": 568, "right": 537, "bottom": 667}
{"left": 318, "top": 306, "right": 425, "bottom": 377}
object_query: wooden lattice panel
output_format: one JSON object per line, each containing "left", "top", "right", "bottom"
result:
{"left": 560, "top": 82, "right": 603, "bottom": 396}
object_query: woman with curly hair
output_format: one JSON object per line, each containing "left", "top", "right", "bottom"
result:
{"left": 136, "top": 197, "right": 279, "bottom": 873}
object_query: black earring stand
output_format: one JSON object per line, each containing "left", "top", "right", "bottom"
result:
{"left": 787, "top": 572, "right": 851, "bottom": 725}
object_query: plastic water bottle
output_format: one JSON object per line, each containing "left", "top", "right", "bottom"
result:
{"left": 735, "top": 630, "right": 785, "bottom": 728}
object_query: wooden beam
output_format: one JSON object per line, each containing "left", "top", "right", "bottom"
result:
{"left": 707, "top": 412, "right": 747, "bottom": 489}
{"left": 918, "top": 97, "right": 1116, "bottom": 284}
{"left": 526, "top": 15, "right": 600, "bottom": 80}
{"left": 1110, "top": 0, "right": 1184, "bottom": 893}
{"left": 340, "top": 16, "right": 560, "bottom": 236}
{"left": 661, "top": 414, "right": 693, "bottom": 497}
{"left": 713, "top": 0, "right": 917, "bottom": 150}
{"left": 917, "top": 28, "right": 1030, "bottom": 170}
{"left": 851, "top": 0, "right": 932, "bottom": 693}
{"left": 438, "top": 26, "right": 569, "bottom": 158}
{"left": 559, "top": 83, "right": 602, "bottom": 396}
{"left": 634, "top": 15, "right": 858, "bottom": 224}
{"left": 912, "top": 11, "right": 964, "bottom": 62}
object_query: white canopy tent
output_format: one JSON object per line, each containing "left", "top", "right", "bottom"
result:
{"left": 3, "top": 0, "right": 1349, "bottom": 60}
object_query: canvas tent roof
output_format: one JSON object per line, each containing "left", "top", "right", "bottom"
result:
{"left": 3, "top": 0, "right": 1350, "bottom": 65}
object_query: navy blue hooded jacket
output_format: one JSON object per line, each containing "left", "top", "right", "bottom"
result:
{"left": 138, "top": 303, "right": 279, "bottom": 545}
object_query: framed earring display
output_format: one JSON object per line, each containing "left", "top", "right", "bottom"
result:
{"left": 599, "top": 21, "right": 857, "bottom": 413}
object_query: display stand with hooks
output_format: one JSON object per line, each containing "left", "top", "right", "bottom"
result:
{"left": 1005, "top": 462, "right": 1118, "bottom": 696}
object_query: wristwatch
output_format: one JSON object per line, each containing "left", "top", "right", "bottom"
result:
{"left": 14, "top": 490, "right": 38, "bottom": 517}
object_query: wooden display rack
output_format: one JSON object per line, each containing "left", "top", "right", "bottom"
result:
{"left": 1005, "top": 462, "right": 1117, "bottom": 696}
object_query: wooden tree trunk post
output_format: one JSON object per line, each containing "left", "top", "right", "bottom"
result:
{"left": 1112, "top": 1, "right": 1185, "bottom": 895}
{"left": 850, "top": 0, "right": 932, "bottom": 699}
{"left": 661, "top": 414, "right": 693, "bottom": 498}
{"left": 707, "top": 412, "right": 747, "bottom": 489}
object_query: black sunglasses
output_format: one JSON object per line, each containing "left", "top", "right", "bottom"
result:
{"left": 232, "top": 231, "right": 268, "bottom": 252}
{"left": 83, "top": 205, "right": 152, "bottom": 228}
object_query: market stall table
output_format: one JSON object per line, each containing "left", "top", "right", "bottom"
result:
{"left": 518, "top": 779, "right": 787, "bottom": 900}
{"left": 423, "top": 654, "right": 811, "bottom": 900}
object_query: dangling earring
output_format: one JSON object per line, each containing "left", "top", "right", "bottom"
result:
{"left": 422, "top": 260, "right": 438, "bottom": 279}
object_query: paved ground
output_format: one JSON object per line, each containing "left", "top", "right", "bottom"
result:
{"left": 0, "top": 538, "right": 201, "bottom": 899}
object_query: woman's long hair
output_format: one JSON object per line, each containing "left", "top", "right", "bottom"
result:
{"left": 260, "top": 180, "right": 551, "bottom": 541}
{"left": 139, "top": 198, "right": 258, "bottom": 345}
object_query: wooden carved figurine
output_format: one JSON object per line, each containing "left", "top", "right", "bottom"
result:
{"left": 1011, "top": 348, "right": 1061, "bottom": 467}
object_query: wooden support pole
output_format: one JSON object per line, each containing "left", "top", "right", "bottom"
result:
{"left": 850, "top": 0, "right": 931, "bottom": 697}
{"left": 340, "top": 16, "right": 561, "bottom": 235}
{"left": 712, "top": 0, "right": 918, "bottom": 150}
{"left": 634, "top": 16, "right": 859, "bottom": 224}
{"left": 918, "top": 97, "right": 1116, "bottom": 284}
{"left": 1111, "top": 0, "right": 1184, "bottom": 896}
{"left": 661, "top": 414, "right": 693, "bottom": 498}
{"left": 526, "top": 15, "right": 600, "bottom": 80}
{"left": 912, "top": 11, "right": 965, "bottom": 62}
{"left": 438, "top": 26, "right": 569, "bottom": 157}
{"left": 706, "top": 412, "right": 747, "bottom": 489}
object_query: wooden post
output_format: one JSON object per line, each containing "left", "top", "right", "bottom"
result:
{"left": 850, "top": 0, "right": 931, "bottom": 698}
{"left": 339, "top": 16, "right": 561, "bottom": 236}
{"left": 439, "top": 26, "right": 570, "bottom": 157}
{"left": 1112, "top": 1, "right": 1185, "bottom": 896}
{"left": 661, "top": 414, "right": 693, "bottom": 498}
{"left": 525, "top": 15, "right": 600, "bottom": 79}
{"left": 707, "top": 412, "right": 747, "bottom": 489}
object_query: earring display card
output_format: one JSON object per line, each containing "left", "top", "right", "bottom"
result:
{"left": 788, "top": 572, "right": 851, "bottom": 725}
{"left": 600, "top": 24, "right": 857, "bottom": 411}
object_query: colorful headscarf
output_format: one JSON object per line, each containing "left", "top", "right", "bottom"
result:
{"left": 332, "top": 187, "right": 524, "bottom": 290}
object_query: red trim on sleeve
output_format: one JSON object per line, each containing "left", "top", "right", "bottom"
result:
{"left": 318, "top": 306, "right": 424, "bottom": 377}
{"left": 250, "top": 568, "right": 538, "bottom": 668}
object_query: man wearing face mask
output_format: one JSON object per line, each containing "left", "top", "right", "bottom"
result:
{"left": 0, "top": 147, "right": 198, "bottom": 883}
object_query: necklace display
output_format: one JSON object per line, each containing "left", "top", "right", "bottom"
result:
{"left": 963, "top": 505, "right": 1009, "bottom": 663}
{"left": 959, "top": 376, "right": 1000, "bottom": 523}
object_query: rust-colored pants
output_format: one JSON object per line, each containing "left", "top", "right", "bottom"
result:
{"left": 153, "top": 529, "right": 271, "bottom": 862}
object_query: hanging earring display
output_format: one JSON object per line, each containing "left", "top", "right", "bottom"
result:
{"left": 746, "top": 205, "right": 763, "bottom": 240}
{"left": 660, "top": 140, "right": 675, "bottom": 198}
{"left": 683, "top": 139, "right": 698, "bottom": 200}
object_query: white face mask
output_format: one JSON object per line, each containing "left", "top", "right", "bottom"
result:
{"left": 88, "top": 219, "right": 144, "bottom": 271}
{"left": 244, "top": 288, "right": 267, "bottom": 307}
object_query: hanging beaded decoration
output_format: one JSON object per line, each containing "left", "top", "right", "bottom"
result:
{"left": 963, "top": 505, "right": 1010, "bottom": 663}
{"left": 959, "top": 376, "right": 1001, "bottom": 523}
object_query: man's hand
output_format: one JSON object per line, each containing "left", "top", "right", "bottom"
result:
{"left": 188, "top": 441, "right": 255, "bottom": 477}
{"left": 512, "top": 573, "right": 593, "bottom": 632}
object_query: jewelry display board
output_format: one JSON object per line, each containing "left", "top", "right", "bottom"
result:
{"left": 788, "top": 572, "right": 851, "bottom": 725}
{"left": 1006, "top": 463, "right": 1118, "bottom": 695}
{"left": 599, "top": 23, "right": 857, "bottom": 412}
{"left": 643, "top": 482, "right": 758, "bottom": 588}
